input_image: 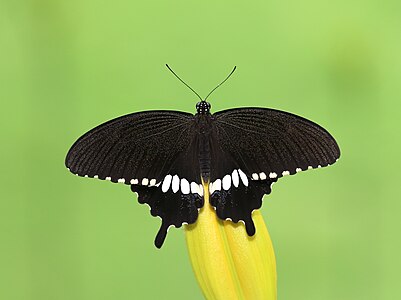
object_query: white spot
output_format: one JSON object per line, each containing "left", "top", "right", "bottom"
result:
{"left": 252, "top": 173, "right": 259, "bottom": 180}
{"left": 162, "top": 175, "right": 172, "bottom": 193}
{"left": 214, "top": 179, "right": 222, "bottom": 191}
{"left": 269, "top": 172, "right": 277, "bottom": 179}
{"left": 199, "top": 184, "right": 204, "bottom": 196}
{"left": 210, "top": 179, "right": 221, "bottom": 194}
{"left": 223, "top": 175, "right": 231, "bottom": 191}
{"left": 282, "top": 171, "right": 290, "bottom": 176}
{"left": 75, "top": 174, "right": 79, "bottom": 176}
{"left": 181, "top": 178, "right": 190, "bottom": 194}
{"left": 238, "top": 169, "right": 249, "bottom": 187}
{"left": 225, "top": 218, "right": 233, "bottom": 222}
{"left": 67, "top": 168, "right": 70, "bottom": 171}
{"left": 172, "top": 175, "right": 180, "bottom": 193}
{"left": 296, "top": 168, "right": 302, "bottom": 173}
{"left": 209, "top": 182, "right": 213, "bottom": 194}
{"left": 308, "top": 166, "right": 313, "bottom": 170}
{"left": 142, "top": 178, "right": 149, "bottom": 186}
{"left": 149, "top": 179, "right": 157, "bottom": 186}
{"left": 191, "top": 182, "right": 200, "bottom": 195}
{"left": 94, "top": 175, "right": 99, "bottom": 179}
{"left": 84, "top": 175, "right": 88, "bottom": 178}
{"left": 232, "top": 170, "right": 240, "bottom": 187}
{"left": 118, "top": 178, "right": 125, "bottom": 183}
{"left": 318, "top": 165, "right": 322, "bottom": 168}
{"left": 259, "top": 172, "right": 267, "bottom": 180}
{"left": 105, "top": 176, "right": 111, "bottom": 181}
{"left": 131, "top": 178, "right": 139, "bottom": 185}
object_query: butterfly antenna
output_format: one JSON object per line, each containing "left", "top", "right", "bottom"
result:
{"left": 204, "top": 66, "right": 237, "bottom": 102}
{"left": 166, "top": 64, "right": 203, "bottom": 101}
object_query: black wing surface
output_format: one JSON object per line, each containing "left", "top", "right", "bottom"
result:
{"left": 207, "top": 107, "right": 340, "bottom": 234}
{"left": 213, "top": 108, "right": 340, "bottom": 179}
{"left": 66, "top": 111, "right": 204, "bottom": 248}
{"left": 66, "top": 111, "right": 196, "bottom": 184}
{"left": 132, "top": 135, "right": 204, "bottom": 248}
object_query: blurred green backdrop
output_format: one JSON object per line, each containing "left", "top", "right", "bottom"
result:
{"left": 1, "top": 0, "right": 401, "bottom": 299}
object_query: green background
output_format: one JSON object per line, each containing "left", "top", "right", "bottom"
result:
{"left": 1, "top": 0, "right": 401, "bottom": 299}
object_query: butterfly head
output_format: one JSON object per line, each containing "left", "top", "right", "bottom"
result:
{"left": 196, "top": 101, "right": 211, "bottom": 115}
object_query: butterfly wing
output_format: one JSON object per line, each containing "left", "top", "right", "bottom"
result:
{"left": 66, "top": 111, "right": 196, "bottom": 183}
{"left": 66, "top": 111, "right": 203, "bottom": 247}
{"left": 132, "top": 136, "right": 204, "bottom": 248}
{"left": 213, "top": 108, "right": 340, "bottom": 177}
{"left": 208, "top": 107, "right": 340, "bottom": 233}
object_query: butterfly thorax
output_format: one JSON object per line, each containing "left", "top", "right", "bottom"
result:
{"left": 196, "top": 113, "right": 213, "bottom": 182}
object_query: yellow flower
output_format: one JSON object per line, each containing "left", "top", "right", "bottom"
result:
{"left": 185, "top": 183, "right": 277, "bottom": 300}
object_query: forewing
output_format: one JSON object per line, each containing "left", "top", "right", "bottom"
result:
{"left": 65, "top": 111, "right": 196, "bottom": 184}
{"left": 213, "top": 108, "right": 340, "bottom": 179}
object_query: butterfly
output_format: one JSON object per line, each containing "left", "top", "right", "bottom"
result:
{"left": 65, "top": 65, "right": 340, "bottom": 248}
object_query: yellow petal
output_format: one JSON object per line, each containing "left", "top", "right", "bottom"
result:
{"left": 185, "top": 183, "right": 277, "bottom": 300}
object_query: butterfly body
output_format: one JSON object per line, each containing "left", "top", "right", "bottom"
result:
{"left": 195, "top": 105, "right": 214, "bottom": 182}
{"left": 66, "top": 101, "right": 340, "bottom": 248}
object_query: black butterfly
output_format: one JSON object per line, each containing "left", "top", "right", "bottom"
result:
{"left": 65, "top": 66, "right": 340, "bottom": 248}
